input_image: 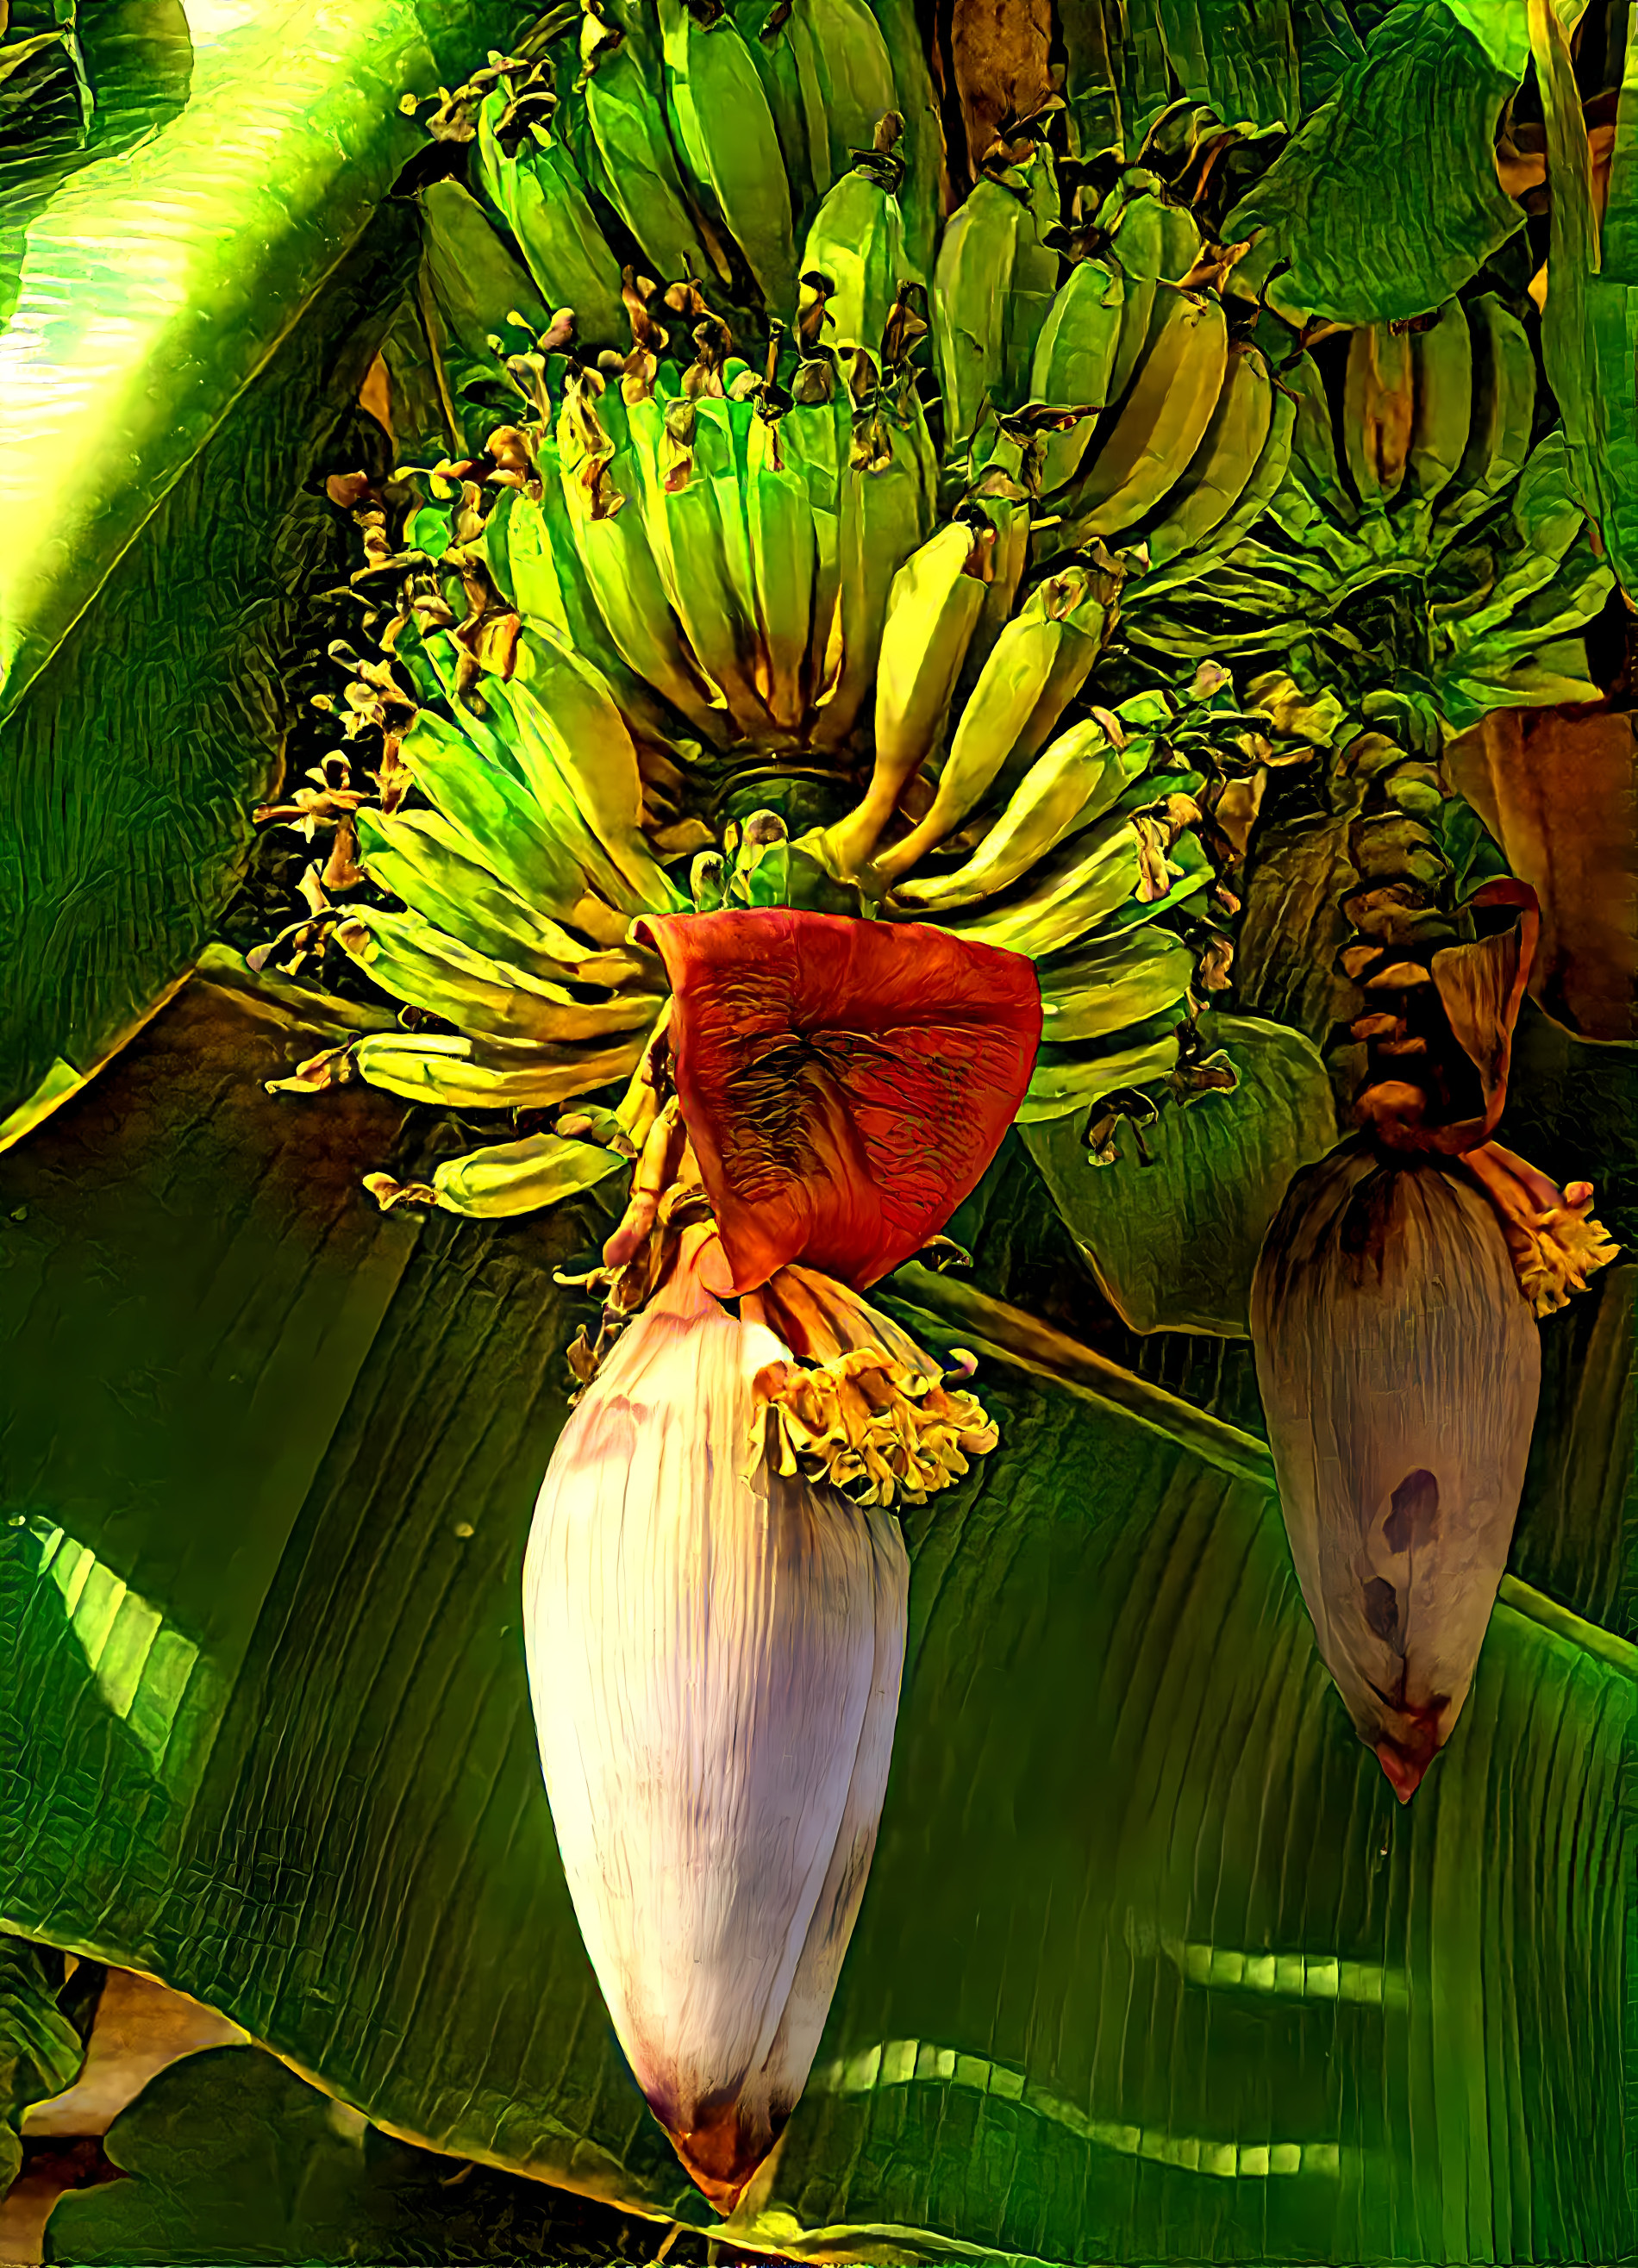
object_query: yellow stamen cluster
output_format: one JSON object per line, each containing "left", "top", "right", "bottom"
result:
{"left": 752, "top": 1347, "right": 999, "bottom": 1509}
{"left": 1464, "top": 1141, "right": 1621, "bottom": 1317}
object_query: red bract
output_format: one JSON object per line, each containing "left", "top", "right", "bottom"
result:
{"left": 635, "top": 910, "right": 1042, "bottom": 1293}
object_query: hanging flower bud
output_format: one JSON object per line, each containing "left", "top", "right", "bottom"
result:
{"left": 524, "top": 912, "right": 1041, "bottom": 2208}
{"left": 1252, "top": 1142, "right": 1541, "bottom": 1801}
{"left": 1253, "top": 878, "right": 1616, "bottom": 1799}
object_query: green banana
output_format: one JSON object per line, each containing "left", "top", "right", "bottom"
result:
{"left": 747, "top": 461, "right": 819, "bottom": 728}
{"left": 1036, "top": 924, "right": 1197, "bottom": 1043}
{"left": 420, "top": 179, "right": 552, "bottom": 384}
{"left": 826, "top": 517, "right": 990, "bottom": 869}
{"left": 336, "top": 908, "right": 665, "bottom": 1045}
{"left": 799, "top": 138, "right": 919, "bottom": 374}
{"left": 489, "top": 661, "right": 686, "bottom": 914}
{"left": 1403, "top": 299, "right": 1473, "bottom": 512}
{"left": 1060, "top": 289, "right": 1228, "bottom": 542}
{"left": 879, "top": 567, "right": 1116, "bottom": 882}
{"left": 941, "top": 807, "right": 1146, "bottom": 959}
{"left": 398, "top": 708, "right": 628, "bottom": 944}
{"left": 860, "top": 0, "right": 941, "bottom": 278}
{"left": 1136, "top": 341, "right": 1274, "bottom": 573}
{"left": 368, "top": 1131, "right": 625, "bottom": 1218}
{"left": 1102, "top": 191, "right": 1166, "bottom": 403}
{"left": 892, "top": 715, "right": 1153, "bottom": 909}
{"left": 810, "top": 409, "right": 929, "bottom": 748}
{"left": 1437, "top": 292, "right": 1536, "bottom": 545}
{"left": 576, "top": 0, "right": 726, "bottom": 287}
{"left": 355, "top": 806, "right": 647, "bottom": 985}
{"left": 1341, "top": 321, "right": 1415, "bottom": 514}
{"left": 934, "top": 177, "right": 1031, "bottom": 453}
{"left": 784, "top": 0, "right": 897, "bottom": 202}
{"left": 351, "top": 1031, "right": 647, "bottom": 1110}
{"left": 659, "top": 0, "right": 796, "bottom": 310}
{"left": 1029, "top": 258, "right": 1126, "bottom": 493}
{"left": 473, "top": 93, "right": 626, "bottom": 344}
{"left": 1015, "top": 1027, "right": 1183, "bottom": 1122}
{"left": 1003, "top": 144, "right": 1061, "bottom": 404}
{"left": 731, "top": 0, "right": 813, "bottom": 225}
{"left": 555, "top": 375, "right": 727, "bottom": 734}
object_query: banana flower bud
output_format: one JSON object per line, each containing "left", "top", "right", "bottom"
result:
{"left": 1253, "top": 881, "right": 1616, "bottom": 1800}
{"left": 524, "top": 911, "right": 1041, "bottom": 2209}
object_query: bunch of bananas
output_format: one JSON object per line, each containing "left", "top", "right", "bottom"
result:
{"left": 260, "top": 64, "right": 1256, "bottom": 1216}
{"left": 1117, "top": 296, "right": 1615, "bottom": 747}
{"left": 254, "top": 18, "right": 1611, "bottom": 1231}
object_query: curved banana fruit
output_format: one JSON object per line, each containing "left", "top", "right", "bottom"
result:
{"left": 800, "top": 131, "right": 920, "bottom": 377}
{"left": 351, "top": 1031, "right": 647, "bottom": 1109}
{"left": 473, "top": 94, "right": 626, "bottom": 345}
{"left": 785, "top": 0, "right": 897, "bottom": 202}
{"left": 810, "top": 409, "right": 931, "bottom": 749}
{"left": 1029, "top": 257, "right": 1125, "bottom": 492}
{"left": 577, "top": 0, "right": 726, "bottom": 288}
{"left": 660, "top": 0, "right": 796, "bottom": 311}
{"left": 825, "top": 516, "right": 990, "bottom": 868}
{"left": 367, "top": 1131, "right": 625, "bottom": 1218}
{"left": 355, "top": 806, "right": 647, "bottom": 987}
{"left": 892, "top": 715, "right": 1153, "bottom": 909}
{"left": 879, "top": 566, "right": 1116, "bottom": 881}
{"left": 1036, "top": 924, "right": 1197, "bottom": 1044}
{"left": 337, "top": 907, "right": 666, "bottom": 1046}
{"left": 1122, "top": 378, "right": 1295, "bottom": 610}
{"left": 934, "top": 177, "right": 1031, "bottom": 453}
{"left": 1342, "top": 321, "right": 1415, "bottom": 512}
{"left": 940, "top": 808, "right": 1145, "bottom": 959}
{"left": 1438, "top": 292, "right": 1536, "bottom": 543}
{"left": 1015, "top": 1027, "right": 1183, "bottom": 1122}
{"left": 1404, "top": 298, "right": 1472, "bottom": 511}
{"left": 1137, "top": 340, "right": 1274, "bottom": 572}
{"left": 1060, "top": 289, "right": 1229, "bottom": 543}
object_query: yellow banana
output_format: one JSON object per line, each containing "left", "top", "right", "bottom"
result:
{"left": 366, "top": 1131, "right": 625, "bottom": 1218}
{"left": 1061, "top": 291, "right": 1229, "bottom": 542}
{"left": 878, "top": 567, "right": 1115, "bottom": 882}
{"left": 892, "top": 715, "right": 1153, "bottom": 909}
{"left": 747, "top": 461, "right": 819, "bottom": 728}
{"left": 1138, "top": 341, "right": 1274, "bottom": 572}
{"left": 489, "top": 662, "right": 685, "bottom": 915}
{"left": 1015, "top": 1028, "right": 1182, "bottom": 1123}
{"left": 355, "top": 806, "right": 647, "bottom": 986}
{"left": 939, "top": 808, "right": 1145, "bottom": 959}
{"left": 351, "top": 1031, "right": 647, "bottom": 1110}
{"left": 1036, "top": 925, "right": 1197, "bottom": 1043}
{"left": 825, "top": 517, "right": 991, "bottom": 870}
{"left": 1029, "top": 257, "right": 1125, "bottom": 492}
{"left": 1124, "top": 378, "right": 1296, "bottom": 608}
{"left": 810, "top": 411, "right": 930, "bottom": 749}
{"left": 336, "top": 907, "right": 665, "bottom": 1046}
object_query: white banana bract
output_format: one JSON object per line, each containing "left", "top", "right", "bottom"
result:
{"left": 523, "top": 1242, "right": 908, "bottom": 2210}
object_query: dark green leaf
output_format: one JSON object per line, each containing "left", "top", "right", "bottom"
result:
{"left": 3, "top": 982, "right": 1632, "bottom": 2263}
{"left": 1022, "top": 1011, "right": 1340, "bottom": 1334}
{"left": 1224, "top": 1, "right": 1528, "bottom": 322}
{"left": 0, "top": 1937, "right": 84, "bottom": 2192}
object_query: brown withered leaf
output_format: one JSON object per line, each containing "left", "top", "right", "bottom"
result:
{"left": 947, "top": 0, "right": 1053, "bottom": 182}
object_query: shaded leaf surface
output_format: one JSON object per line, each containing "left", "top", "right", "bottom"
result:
{"left": 2, "top": 983, "right": 1632, "bottom": 2264}
{"left": 1022, "top": 1013, "right": 1339, "bottom": 1334}
{"left": 1224, "top": 1, "right": 1527, "bottom": 323}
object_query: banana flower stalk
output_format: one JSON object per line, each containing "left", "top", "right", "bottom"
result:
{"left": 524, "top": 909, "right": 1041, "bottom": 2209}
{"left": 1252, "top": 882, "right": 1617, "bottom": 1801}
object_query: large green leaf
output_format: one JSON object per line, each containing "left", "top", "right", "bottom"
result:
{"left": 1530, "top": 0, "right": 1638, "bottom": 600}
{"left": 0, "top": 0, "right": 528, "bottom": 1136}
{"left": 1224, "top": 0, "right": 1528, "bottom": 322}
{"left": 0, "top": 1937, "right": 85, "bottom": 2193}
{"left": 1022, "top": 1013, "right": 1339, "bottom": 1335}
{"left": 3, "top": 980, "right": 1633, "bottom": 2264}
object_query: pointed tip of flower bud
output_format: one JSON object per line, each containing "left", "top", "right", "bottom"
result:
{"left": 1373, "top": 1703, "right": 1445, "bottom": 1803}
{"left": 1375, "top": 1740, "right": 1429, "bottom": 1803}
{"left": 653, "top": 2089, "right": 786, "bottom": 2215}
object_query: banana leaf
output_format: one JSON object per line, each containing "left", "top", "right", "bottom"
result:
{"left": 1529, "top": 0, "right": 1638, "bottom": 601}
{"left": 3, "top": 979, "right": 1632, "bottom": 2265}
{"left": 0, "top": 0, "right": 528, "bottom": 1140}
{"left": 1223, "top": 0, "right": 1529, "bottom": 323}
{"left": 1022, "top": 1012, "right": 1339, "bottom": 1335}
{"left": 0, "top": 1938, "right": 87, "bottom": 2193}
